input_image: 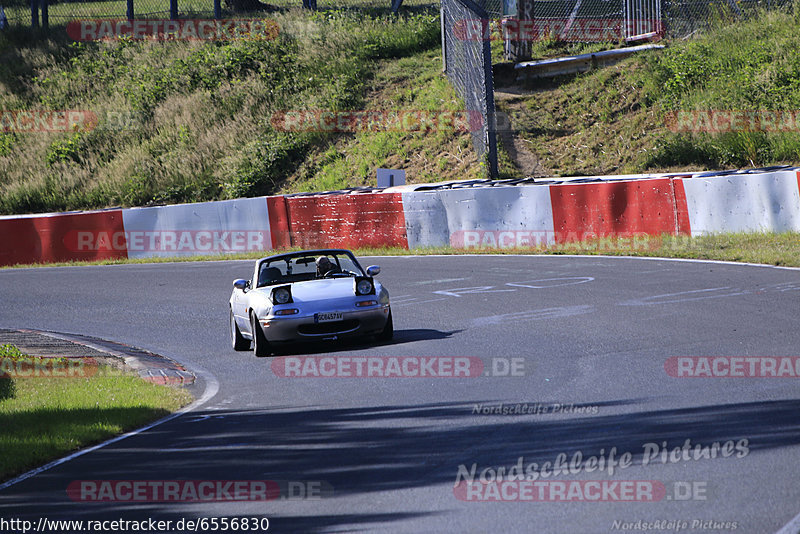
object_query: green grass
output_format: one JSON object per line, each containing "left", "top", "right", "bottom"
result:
{"left": 3, "top": 232, "right": 799, "bottom": 269}
{"left": 0, "top": 344, "right": 192, "bottom": 481}
{"left": 281, "top": 48, "right": 482, "bottom": 191}
{"left": 3, "top": 4, "right": 800, "bottom": 211}
{"left": 0, "top": 4, "right": 444, "bottom": 214}
{"left": 500, "top": 8, "right": 800, "bottom": 177}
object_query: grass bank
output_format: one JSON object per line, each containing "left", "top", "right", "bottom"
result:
{"left": 496, "top": 8, "right": 800, "bottom": 177}
{"left": 0, "top": 344, "right": 192, "bottom": 481}
{"left": 0, "top": 5, "right": 457, "bottom": 214}
{"left": 2, "top": 6, "right": 800, "bottom": 210}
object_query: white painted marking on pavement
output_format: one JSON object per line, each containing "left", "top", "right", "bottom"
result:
{"left": 506, "top": 277, "right": 594, "bottom": 289}
{"left": 620, "top": 287, "right": 751, "bottom": 306}
{"left": 473, "top": 305, "right": 594, "bottom": 327}
{"left": 774, "top": 509, "right": 800, "bottom": 534}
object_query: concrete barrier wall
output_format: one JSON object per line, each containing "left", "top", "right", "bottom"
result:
{"left": 0, "top": 210, "right": 127, "bottom": 266}
{"left": 548, "top": 178, "right": 691, "bottom": 242}
{"left": 280, "top": 193, "right": 408, "bottom": 250}
{"left": 680, "top": 171, "right": 800, "bottom": 236}
{"left": 402, "top": 186, "right": 555, "bottom": 248}
{"left": 121, "top": 197, "right": 272, "bottom": 259}
{"left": 1, "top": 170, "right": 798, "bottom": 266}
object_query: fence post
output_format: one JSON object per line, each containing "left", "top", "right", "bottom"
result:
{"left": 440, "top": 6, "right": 447, "bottom": 72}
{"left": 30, "top": 0, "right": 38, "bottom": 28}
{"left": 214, "top": 0, "right": 221, "bottom": 19}
{"left": 127, "top": 0, "right": 134, "bottom": 21}
{"left": 482, "top": 30, "right": 498, "bottom": 179}
{"left": 40, "top": 0, "right": 48, "bottom": 29}
{"left": 170, "top": 0, "right": 178, "bottom": 19}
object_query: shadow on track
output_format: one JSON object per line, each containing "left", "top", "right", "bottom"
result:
{"left": 269, "top": 328, "right": 462, "bottom": 355}
{"left": 2, "top": 398, "right": 795, "bottom": 531}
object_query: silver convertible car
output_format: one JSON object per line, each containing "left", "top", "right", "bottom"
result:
{"left": 229, "top": 249, "right": 392, "bottom": 356}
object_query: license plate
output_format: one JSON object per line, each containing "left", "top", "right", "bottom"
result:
{"left": 315, "top": 312, "right": 343, "bottom": 323}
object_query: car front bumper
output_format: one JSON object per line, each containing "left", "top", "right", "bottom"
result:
{"left": 258, "top": 304, "right": 390, "bottom": 342}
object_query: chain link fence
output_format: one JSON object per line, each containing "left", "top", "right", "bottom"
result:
{"left": 441, "top": 0, "right": 499, "bottom": 177}
{"left": 662, "top": 0, "right": 792, "bottom": 38}
{"left": 0, "top": 0, "right": 422, "bottom": 28}
{"left": 2, "top": 0, "right": 222, "bottom": 27}
{"left": 494, "top": 0, "right": 794, "bottom": 46}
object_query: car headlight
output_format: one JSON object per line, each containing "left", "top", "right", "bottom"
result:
{"left": 356, "top": 279, "right": 373, "bottom": 295}
{"left": 272, "top": 287, "right": 292, "bottom": 304}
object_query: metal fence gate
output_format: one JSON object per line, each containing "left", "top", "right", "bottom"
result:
{"left": 624, "top": 0, "right": 663, "bottom": 41}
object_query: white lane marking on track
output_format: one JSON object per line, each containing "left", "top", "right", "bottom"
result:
{"left": 392, "top": 297, "right": 448, "bottom": 307}
{"left": 433, "top": 286, "right": 516, "bottom": 297}
{"left": 407, "top": 277, "right": 469, "bottom": 286}
{"left": 187, "top": 414, "right": 227, "bottom": 422}
{"left": 770, "top": 282, "right": 800, "bottom": 292}
{"left": 473, "top": 305, "right": 594, "bottom": 327}
{"left": 775, "top": 510, "right": 800, "bottom": 534}
{"left": 506, "top": 277, "right": 595, "bottom": 289}
{"left": 390, "top": 296, "right": 418, "bottom": 304}
{"left": 362, "top": 253, "right": 800, "bottom": 272}
{"left": 619, "top": 287, "right": 751, "bottom": 306}
{"left": 0, "top": 361, "right": 219, "bottom": 492}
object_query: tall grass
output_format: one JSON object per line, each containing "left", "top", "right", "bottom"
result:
{"left": 640, "top": 8, "right": 800, "bottom": 168}
{"left": 0, "top": 6, "right": 440, "bottom": 214}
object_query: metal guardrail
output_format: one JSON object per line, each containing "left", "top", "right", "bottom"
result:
{"left": 514, "top": 43, "right": 665, "bottom": 80}
{"left": 278, "top": 165, "right": 798, "bottom": 197}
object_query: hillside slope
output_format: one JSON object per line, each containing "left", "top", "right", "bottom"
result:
{"left": 1, "top": 7, "right": 799, "bottom": 214}
{"left": 495, "top": 9, "right": 800, "bottom": 177}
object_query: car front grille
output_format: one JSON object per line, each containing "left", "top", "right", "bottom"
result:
{"left": 298, "top": 320, "right": 360, "bottom": 335}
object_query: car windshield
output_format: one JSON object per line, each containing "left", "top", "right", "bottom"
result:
{"left": 256, "top": 251, "right": 365, "bottom": 287}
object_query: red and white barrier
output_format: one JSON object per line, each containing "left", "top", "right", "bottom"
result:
{"left": 0, "top": 170, "right": 798, "bottom": 266}
{"left": 0, "top": 209, "right": 127, "bottom": 266}
{"left": 402, "top": 186, "right": 554, "bottom": 248}
{"left": 680, "top": 170, "right": 800, "bottom": 235}
{"left": 273, "top": 192, "right": 408, "bottom": 250}
{"left": 121, "top": 197, "right": 272, "bottom": 258}
{"left": 549, "top": 178, "right": 691, "bottom": 241}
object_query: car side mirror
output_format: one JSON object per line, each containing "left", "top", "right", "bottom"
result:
{"left": 233, "top": 279, "right": 250, "bottom": 291}
{"left": 366, "top": 265, "right": 381, "bottom": 276}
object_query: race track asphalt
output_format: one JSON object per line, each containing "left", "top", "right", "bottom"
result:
{"left": 1, "top": 255, "right": 799, "bottom": 533}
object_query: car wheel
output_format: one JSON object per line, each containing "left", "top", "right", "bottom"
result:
{"left": 231, "top": 310, "right": 250, "bottom": 351}
{"left": 377, "top": 310, "right": 393, "bottom": 342}
{"left": 251, "top": 313, "right": 271, "bottom": 357}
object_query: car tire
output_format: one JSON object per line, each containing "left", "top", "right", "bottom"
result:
{"left": 377, "top": 309, "right": 393, "bottom": 342}
{"left": 231, "top": 310, "right": 250, "bottom": 351}
{"left": 251, "top": 313, "right": 271, "bottom": 357}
